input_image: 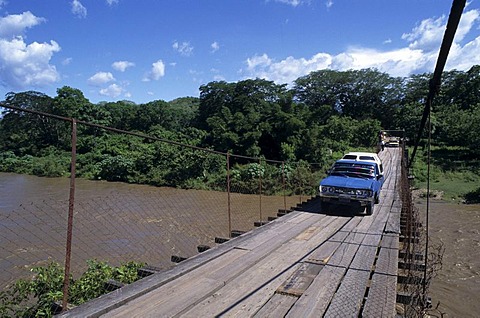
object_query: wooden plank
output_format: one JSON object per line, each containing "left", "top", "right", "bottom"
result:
{"left": 237, "top": 212, "right": 326, "bottom": 251}
{"left": 350, "top": 245, "right": 377, "bottom": 271}
{"left": 367, "top": 205, "right": 390, "bottom": 235}
{"left": 179, "top": 263, "right": 300, "bottom": 318}
{"left": 355, "top": 213, "right": 377, "bottom": 232}
{"left": 323, "top": 269, "right": 371, "bottom": 318}
{"left": 179, "top": 217, "right": 349, "bottom": 317}
{"left": 381, "top": 234, "right": 399, "bottom": 250}
{"left": 342, "top": 231, "right": 366, "bottom": 244}
{"left": 329, "top": 230, "right": 349, "bottom": 242}
{"left": 375, "top": 245, "right": 399, "bottom": 276}
{"left": 306, "top": 240, "right": 341, "bottom": 265}
{"left": 362, "top": 273, "right": 397, "bottom": 317}
{"left": 253, "top": 293, "right": 298, "bottom": 318}
{"left": 286, "top": 265, "right": 346, "bottom": 317}
{"left": 102, "top": 248, "right": 250, "bottom": 317}
{"left": 326, "top": 242, "right": 360, "bottom": 268}
{"left": 276, "top": 262, "right": 324, "bottom": 296}
{"left": 340, "top": 216, "right": 363, "bottom": 231}
{"left": 385, "top": 212, "right": 401, "bottom": 234}
{"left": 361, "top": 233, "right": 382, "bottom": 247}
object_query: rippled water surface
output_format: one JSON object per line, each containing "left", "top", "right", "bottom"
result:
{"left": 415, "top": 199, "right": 480, "bottom": 318}
{"left": 0, "top": 172, "right": 301, "bottom": 289}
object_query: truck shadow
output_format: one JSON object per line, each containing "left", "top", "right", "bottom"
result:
{"left": 296, "top": 197, "right": 366, "bottom": 217}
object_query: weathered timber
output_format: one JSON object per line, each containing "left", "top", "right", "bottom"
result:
{"left": 197, "top": 245, "right": 211, "bottom": 253}
{"left": 214, "top": 236, "right": 230, "bottom": 244}
{"left": 230, "top": 229, "right": 246, "bottom": 237}
{"left": 171, "top": 255, "right": 187, "bottom": 263}
{"left": 137, "top": 265, "right": 162, "bottom": 278}
{"left": 57, "top": 147, "right": 406, "bottom": 318}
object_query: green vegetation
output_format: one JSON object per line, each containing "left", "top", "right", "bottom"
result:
{"left": 1, "top": 67, "right": 480, "bottom": 202}
{"left": 411, "top": 146, "right": 480, "bottom": 202}
{"left": 0, "top": 260, "right": 144, "bottom": 318}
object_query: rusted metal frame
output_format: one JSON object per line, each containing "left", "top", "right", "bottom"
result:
{"left": 226, "top": 153, "right": 232, "bottom": 237}
{"left": 258, "top": 158, "right": 263, "bottom": 224}
{"left": 282, "top": 161, "right": 286, "bottom": 213}
{"left": 62, "top": 118, "right": 77, "bottom": 312}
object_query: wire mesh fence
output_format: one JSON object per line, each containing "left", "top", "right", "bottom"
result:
{"left": 0, "top": 105, "right": 324, "bottom": 315}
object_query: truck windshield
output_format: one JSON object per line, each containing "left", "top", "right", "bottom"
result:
{"left": 331, "top": 163, "right": 375, "bottom": 178}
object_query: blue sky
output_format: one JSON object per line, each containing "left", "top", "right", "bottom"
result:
{"left": 1, "top": 0, "right": 479, "bottom": 104}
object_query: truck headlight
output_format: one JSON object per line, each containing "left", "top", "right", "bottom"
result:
{"left": 356, "top": 189, "right": 372, "bottom": 196}
{"left": 320, "top": 186, "right": 334, "bottom": 193}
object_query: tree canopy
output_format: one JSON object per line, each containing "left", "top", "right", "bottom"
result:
{"left": 1, "top": 66, "right": 479, "bottom": 187}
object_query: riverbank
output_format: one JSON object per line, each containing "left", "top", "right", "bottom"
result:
{"left": 415, "top": 198, "right": 480, "bottom": 317}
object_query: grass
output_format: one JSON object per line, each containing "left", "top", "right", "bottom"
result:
{"left": 411, "top": 145, "right": 480, "bottom": 202}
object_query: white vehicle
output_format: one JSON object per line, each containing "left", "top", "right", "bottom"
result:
{"left": 339, "top": 152, "right": 384, "bottom": 176}
{"left": 385, "top": 136, "right": 400, "bottom": 147}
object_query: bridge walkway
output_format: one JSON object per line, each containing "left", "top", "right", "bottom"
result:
{"left": 59, "top": 148, "right": 402, "bottom": 317}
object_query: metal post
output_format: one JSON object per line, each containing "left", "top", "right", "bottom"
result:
{"left": 258, "top": 159, "right": 263, "bottom": 223}
{"left": 62, "top": 119, "right": 77, "bottom": 312}
{"left": 282, "top": 161, "right": 286, "bottom": 212}
{"left": 226, "top": 153, "right": 232, "bottom": 237}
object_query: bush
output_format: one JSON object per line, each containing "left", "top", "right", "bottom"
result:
{"left": 464, "top": 187, "right": 480, "bottom": 204}
{"left": 0, "top": 260, "right": 145, "bottom": 317}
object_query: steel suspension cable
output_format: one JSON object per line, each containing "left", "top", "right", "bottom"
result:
{"left": 405, "top": 0, "right": 466, "bottom": 303}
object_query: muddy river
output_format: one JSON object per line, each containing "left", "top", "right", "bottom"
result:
{"left": 0, "top": 173, "right": 302, "bottom": 289}
{"left": 415, "top": 199, "right": 480, "bottom": 317}
{"left": 1, "top": 173, "right": 478, "bottom": 316}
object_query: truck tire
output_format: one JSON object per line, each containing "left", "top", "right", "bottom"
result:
{"left": 366, "top": 202, "right": 374, "bottom": 215}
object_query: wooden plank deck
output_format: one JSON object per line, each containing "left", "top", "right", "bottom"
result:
{"left": 58, "top": 148, "right": 402, "bottom": 318}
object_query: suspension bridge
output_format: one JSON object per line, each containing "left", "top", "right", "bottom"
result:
{"left": 58, "top": 147, "right": 421, "bottom": 317}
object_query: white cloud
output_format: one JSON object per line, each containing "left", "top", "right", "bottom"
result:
{"left": 112, "top": 60, "right": 135, "bottom": 72}
{"left": 172, "top": 41, "right": 193, "bottom": 56}
{"left": 211, "top": 41, "right": 220, "bottom": 53}
{"left": 0, "top": 36, "right": 61, "bottom": 89}
{"left": 273, "top": 0, "right": 303, "bottom": 7}
{"left": 71, "top": 0, "right": 87, "bottom": 18}
{"left": 106, "top": 0, "right": 119, "bottom": 5}
{"left": 0, "top": 12, "right": 60, "bottom": 90}
{"left": 454, "top": 9, "right": 480, "bottom": 43}
{"left": 88, "top": 71, "right": 115, "bottom": 85}
{"left": 244, "top": 53, "right": 332, "bottom": 84}
{"left": 62, "top": 57, "right": 72, "bottom": 65}
{"left": 402, "top": 15, "right": 446, "bottom": 51}
{"left": 325, "top": 0, "right": 334, "bottom": 9}
{"left": 242, "top": 9, "right": 480, "bottom": 85}
{"left": 99, "top": 83, "right": 123, "bottom": 98}
{"left": 0, "top": 11, "right": 46, "bottom": 38}
{"left": 142, "top": 59, "right": 165, "bottom": 81}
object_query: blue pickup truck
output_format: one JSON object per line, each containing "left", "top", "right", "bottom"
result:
{"left": 318, "top": 159, "right": 384, "bottom": 215}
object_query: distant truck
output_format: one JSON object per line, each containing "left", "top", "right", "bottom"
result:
{"left": 319, "top": 159, "right": 384, "bottom": 215}
{"left": 385, "top": 136, "right": 400, "bottom": 147}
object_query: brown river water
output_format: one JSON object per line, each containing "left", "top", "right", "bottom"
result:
{"left": 1, "top": 173, "right": 479, "bottom": 317}
{"left": 0, "top": 172, "right": 301, "bottom": 289}
{"left": 414, "top": 198, "right": 480, "bottom": 318}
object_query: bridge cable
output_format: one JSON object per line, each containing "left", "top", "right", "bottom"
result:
{"left": 408, "top": 0, "right": 466, "bottom": 169}
{"left": 405, "top": 0, "right": 466, "bottom": 301}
